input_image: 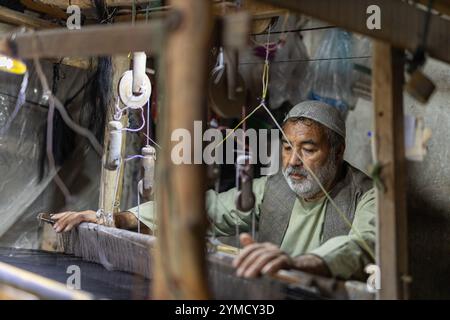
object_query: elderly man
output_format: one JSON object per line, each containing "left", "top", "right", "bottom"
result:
{"left": 52, "top": 100, "right": 375, "bottom": 281}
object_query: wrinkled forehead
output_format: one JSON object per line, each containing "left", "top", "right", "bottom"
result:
{"left": 281, "top": 118, "right": 328, "bottom": 144}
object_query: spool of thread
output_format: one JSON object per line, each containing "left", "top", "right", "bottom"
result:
{"left": 141, "top": 146, "right": 156, "bottom": 194}
{"left": 105, "top": 121, "right": 123, "bottom": 170}
{"left": 235, "top": 154, "right": 255, "bottom": 212}
{"left": 132, "top": 52, "right": 147, "bottom": 95}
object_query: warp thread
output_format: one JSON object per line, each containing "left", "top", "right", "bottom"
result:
{"left": 56, "top": 224, "right": 322, "bottom": 299}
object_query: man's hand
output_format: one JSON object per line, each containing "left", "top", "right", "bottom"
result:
{"left": 51, "top": 210, "right": 96, "bottom": 233}
{"left": 232, "top": 233, "right": 331, "bottom": 278}
{"left": 232, "top": 233, "right": 295, "bottom": 278}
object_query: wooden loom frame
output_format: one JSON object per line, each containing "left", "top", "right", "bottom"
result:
{"left": 0, "top": 0, "right": 448, "bottom": 300}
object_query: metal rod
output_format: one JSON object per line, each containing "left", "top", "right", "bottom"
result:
{"left": 0, "top": 262, "right": 93, "bottom": 300}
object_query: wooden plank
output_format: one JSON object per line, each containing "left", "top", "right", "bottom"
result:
{"left": 0, "top": 5, "right": 59, "bottom": 29}
{"left": 412, "top": 0, "right": 450, "bottom": 17}
{"left": 99, "top": 55, "right": 129, "bottom": 221}
{"left": 260, "top": 0, "right": 450, "bottom": 64}
{"left": 372, "top": 41, "right": 409, "bottom": 300}
{"left": 36, "top": 0, "right": 152, "bottom": 9}
{"left": 0, "top": 19, "right": 168, "bottom": 59}
{"left": 21, "top": 0, "right": 68, "bottom": 20}
{"left": 114, "top": 1, "right": 286, "bottom": 23}
{"left": 152, "top": 0, "right": 212, "bottom": 299}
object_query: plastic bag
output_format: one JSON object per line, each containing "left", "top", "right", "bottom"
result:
{"left": 239, "top": 15, "right": 311, "bottom": 110}
{"left": 307, "top": 29, "right": 355, "bottom": 116}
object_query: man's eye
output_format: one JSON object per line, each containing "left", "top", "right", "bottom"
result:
{"left": 303, "top": 148, "right": 315, "bottom": 153}
{"left": 283, "top": 145, "right": 292, "bottom": 151}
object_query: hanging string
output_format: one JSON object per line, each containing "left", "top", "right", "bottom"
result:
{"left": 132, "top": 0, "right": 136, "bottom": 25}
{"left": 110, "top": 158, "right": 122, "bottom": 224}
{"left": 143, "top": 133, "right": 161, "bottom": 149}
{"left": 234, "top": 159, "right": 240, "bottom": 247}
{"left": 145, "top": 0, "right": 151, "bottom": 22}
{"left": 212, "top": 167, "right": 220, "bottom": 241}
{"left": 240, "top": 55, "right": 372, "bottom": 65}
{"left": 214, "top": 25, "right": 272, "bottom": 151}
{"left": 252, "top": 25, "right": 336, "bottom": 37}
{"left": 232, "top": 25, "right": 272, "bottom": 246}
{"left": 146, "top": 98, "right": 150, "bottom": 145}
{"left": 123, "top": 107, "right": 146, "bottom": 132}
{"left": 250, "top": 15, "right": 289, "bottom": 49}
{"left": 137, "top": 180, "right": 141, "bottom": 233}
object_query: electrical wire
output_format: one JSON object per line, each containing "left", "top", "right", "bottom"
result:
{"left": 240, "top": 56, "right": 372, "bottom": 65}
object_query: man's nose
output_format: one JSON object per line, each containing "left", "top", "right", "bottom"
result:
{"left": 288, "top": 149, "right": 303, "bottom": 167}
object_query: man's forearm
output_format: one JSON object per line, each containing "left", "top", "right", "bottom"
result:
{"left": 114, "top": 211, "right": 151, "bottom": 234}
{"left": 291, "top": 254, "right": 332, "bottom": 277}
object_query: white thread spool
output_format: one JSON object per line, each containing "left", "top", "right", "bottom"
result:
{"left": 235, "top": 154, "right": 255, "bottom": 212}
{"left": 132, "top": 52, "right": 147, "bottom": 95}
{"left": 106, "top": 120, "right": 122, "bottom": 170}
{"left": 142, "top": 146, "right": 156, "bottom": 194}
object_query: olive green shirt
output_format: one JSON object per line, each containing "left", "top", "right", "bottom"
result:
{"left": 129, "top": 176, "right": 376, "bottom": 280}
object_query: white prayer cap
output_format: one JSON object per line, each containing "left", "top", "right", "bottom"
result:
{"left": 283, "top": 100, "right": 346, "bottom": 139}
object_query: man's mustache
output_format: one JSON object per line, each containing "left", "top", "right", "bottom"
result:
{"left": 284, "top": 166, "right": 309, "bottom": 178}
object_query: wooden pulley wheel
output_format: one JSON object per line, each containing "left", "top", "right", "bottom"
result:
{"left": 208, "top": 67, "right": 246, "bottom": 119}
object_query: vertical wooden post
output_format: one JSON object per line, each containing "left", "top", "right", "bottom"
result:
{"left": 152, "top": 0, "right": 212, "bottom": 299}
{"left": 372, "top": 41, "right": 409, "bottom": 300}
{"left": 99, "top": 55, "right": 130, "bottom": 220}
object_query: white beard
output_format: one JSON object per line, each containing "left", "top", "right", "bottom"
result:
{"left": 282, "top": 156, "right": 338, "bottom": 199}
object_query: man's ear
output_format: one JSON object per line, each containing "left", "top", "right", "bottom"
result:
{"left": 336, "top": 143, "right": 345, "bottom": 161}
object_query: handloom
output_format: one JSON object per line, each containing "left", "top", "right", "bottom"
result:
{"left": 0, "top": 247, "right": 150, "bottom": 300}
{"left": 54, "top": 223, "right": 372, "bottom": 300}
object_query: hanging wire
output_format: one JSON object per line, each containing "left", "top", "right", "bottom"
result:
{"left": 251, "top": 25, "right": 336, "bottom": 36}
{"left": 132, "top": 0, "right": 136, "bottom": 25}
{"left": 240, "top": 56, "right": 372, "bottom": 65}
{"left": 137, "top": 180, "right": 141, "bottom": 234}
{"left": 146, "top": 98, "right": 150, "bottom": 145}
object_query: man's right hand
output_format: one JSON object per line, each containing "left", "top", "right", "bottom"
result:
{"left": 51, "top": 210, "right": 96, "bottom": 233}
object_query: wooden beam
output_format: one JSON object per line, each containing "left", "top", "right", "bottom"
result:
{"left": 260, "top": 0, "right": 450, "bottom": 64}
{"left": 0, "top": 19, "right": 169, "bottom": 59}
{"left": 152, "top": 0, "right": 212, "bottom": 299}
{"left": 99, "top": 55, "right": 129, "bottom": 221}
{"left": 409, "top": 0, "right": 450, "bottom": 17}
{"left": 20, "top": 0, "right": 68, "bottom": 20}
{"left": 372, "top": 41, "right": 409, "bottom": 300}
{"left": 0, "top": 5, "right": 59, "bottom": 29}
{"left": 35, "top": 0, "right": 153, "bottom": 9}
{"left": 114, "top": 1, "right": 286, "bottom": 24}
